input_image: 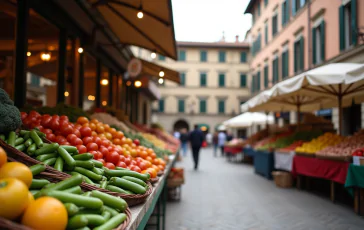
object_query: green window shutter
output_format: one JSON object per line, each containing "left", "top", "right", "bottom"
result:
{"left": 218, "top": 51, "right": 226, "bottom": 62}
{"left": 218, "top": 100, "right": 225, "bottom": 114}
{"left": 339, "top": 5, "right": 345, "bottom": 51}
{"left": 258, "top": 3, "right": 261, "bottom": 16}
{"left": 159, "top": 99, "right": 164, "bottom": 112}
{"left": 240, "top": 74, "right": 247, "bottom": 87}
{"left": 178, "top": 51, "right": 186, "bottom": 61}
{"left": 282, "top": 1, "right": 285, "bottom": 26}
{"left": 180, "top": 73, "right": 185, "bottom": 86}
{"left": 292, "top": 0, "right": 296, "bottom": 16}
{"left": 320, "top": 21, "right": 325, "bottom": 62}
{"left": 265, "top": 24, "right": 268, "bottom": 44}
{"left": 286, "top": 0, "right": 290, "bottom": 23}
{"left": 200, "top": 100, "right": 206, "bottom": 113}
{"left": 264, "top": 66, "right": 268, "bottom": 87}
{"left": 286, "top": 51, "right": 289, "bottom": 78}
{"left": 294, "top": 42, "right": 297, "bottom": 73}
{"left": 158, "top": 55, "right": 165, "bottom": 61}
{"left": 257, "top": 71, "right": 261, "bottom": 91}
{"left": 351, "top": 0, "right": 357, "bottom": 46}
{"left": 281, "top": 53, "right": 285, "bottom": 79}
{"left": 200, "top": 51, "right": 207, "bottom": 62}
{"left": 312, "top": 27, "right": 316, "bottom": 65}
{"left": 265, "top": 0, "right": 268, "bottom": 7}
{"left": 218, "top": 74, "right": 225, "bottom": 87}
{"left": 240, "top": 52, "right": 247, "bottom": 62}
{"left": 200, "top": 73, "right": 206, "bottom": 86}
{"left": 300, "top": 37, "right": 304, "bottom": 71}
{"left": 251, "top": 75, "right": 255, "bottom": 93}
{"left": 178, "top": 99, "right": 185, "bottom": 113}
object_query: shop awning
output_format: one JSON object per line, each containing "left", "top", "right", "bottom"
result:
{"left": 92, "top": 0, "right": 177, "bottom": 60}
{"left": 139, "top": 59, "right": 180, "bottom": 84}
{"left": 197, "top": 124, "right": 210, "bottom": 131}
{"left": 223, "top": 112, "right": 274, "bottom": 128}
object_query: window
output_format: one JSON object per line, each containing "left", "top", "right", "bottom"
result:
{"left": 30, "top": 74, "right": 40, "bottom": 86}
{"left": 339, "top": 0, "right": 357, "bottom": 51}
{"left": 252, "top": 33, "right": 262, "bottom": 57}
{"left": 158, "top": 55, "right": 165, "bottom": 61}
{"left": 199, "top": 99, "right": 207, "bottom": 113}
{"left": 158, "top": 99, "right": 164, "bottom": 112}
{"left": 178, "top": 50, "right": 186, "bottom": 61}
{"left": 200, "top": 72, "right": 207, "bottom": 87}
{"left": 256, "top": 71, "right": 261, "bottom": 92}
{"left": 272, "top": 14, "right": 278, "bottom": 37}
{"left": 218, "top": 51, "right": 226, "bottom": 63}
{"left": 240, "top": 52, "right": 247, "bottom": 63}
{"left": 264, "top": 21, "right": 268, "bottom": 44}
{"left": 180, "top": 72, "right": 186, "bottom": 86}
{"left": 218, "top": 100, "right": 225, "bottom": 114}
{"left": 251, "top": 74, "right": 256, "bottom": 94}
{"left": 240, "top": 74, "right": 247, "bottom": 87}
{"left": 272, "top": 56, "right": 279, "bottom": 84}
{"left": 264, "top": 65, "right": 269, "bottom": 88}
{"left": 218, "top": 73, "right": 225, "bottom": 87}
{"left": 312, "top": 20, "right": 325, "bottom": 65}
{"left": 282, "top": 50, "right": 289, "bottom": 79}
{"left": 264, "top": 0, "right": 268, "bottom": 7}
{"left": 258, "top": 2, "right": 261, "bottom": 16}
{"left": 294, "top": 37, "right": 304, "bottom": 73}
{"left": 178, "top": 99, "right": 185, "bottom": 113}
{"left": 200, "top": 50, "right": 207, "bottom": 62}
{"left": 282, "top": 0, "right": 289, "bottom": 26}
{"left": 292, "top": 0, "right": 307, "bottom": 16}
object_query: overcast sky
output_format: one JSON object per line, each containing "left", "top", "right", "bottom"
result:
{"left": 171, "top": 0, "right": 252, "bottom": 43}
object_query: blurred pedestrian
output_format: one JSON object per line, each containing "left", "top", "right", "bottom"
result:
{"left": 189, "top": 124, "right": 204, "bottom": 170}
{"left": 174, "top": 130, "right": 180, "bottom": 139}
{"left": 227, "top": 131, "right": 233, "bottom": 142}
{"left": 218, "top": 131, "right": 227, "bottom": 156}
{"left": 179, "top": 128, "right": 189, "bottom": 157}
{"left": 213, "top": 132, "right": 218, "bottom": 157}
{"left": 206, "top": 132, "right": 212, "bottom": 146}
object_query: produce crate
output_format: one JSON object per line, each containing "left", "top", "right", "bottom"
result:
{"left": 254, "top": 150, "right": 274, "bottom": 180}
{"left": 272, "top": 171, "right": 293, "bottom": 188}
{"left": 167, "top": 168, "right": 184, "bottom": 188}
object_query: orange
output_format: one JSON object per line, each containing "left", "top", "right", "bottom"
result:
{"left": 0, "top": 162, "right": 33, "bottom": 187}
{"left": 0, "top": 147, "right": 7, "bottom": 168}
{"left": 0, "top": 178, "right": 29, "bottom": 220}
{"left": 113, "top": 138, "right": 121, "bottom": 145}
{"left": 91, "top": 119, "right": 99, "bottom": 124}
{"left": 130, "top": 149, "right": 138, "bottom": 158}
{"left": 77, "top": 116, "right": 89, "bottom": 125}
{"left": 153, "top": 159, "right": 160, "bottom": 166}
{"left": 139, "top": 151, "right": 148, "bottom": 159}
{"left": 149, "top": 153, "right": 157, "bottom": 159}
{"left": 25, "top": 191, "right": 34, "bottom": 210}
{"left": 104, "top": 132, "right": 113, "bottom": 140}
{"left": 104, "top": 124, "right": 110, "bottom": 130}
{"left": 91, "top": 131, "right": 98, "bottom": 137}
{"left": 152, "top": 164, "right": 160, "bottom": 172}
{"left": 89, "top": 123, "right": 96, "bottom": 131}
{"left": 158, "top": 165, "right": 165, "bottom": 171}
{"left": 21, "top": 197, "right": 68, "bottom": 230}
{"left": 96, "top": 125, "right": 105, "bottom": 134}
{"left": 109, "top": 128, "right": 117, "bottom": 137}
{"left": 146, "top": 168, "right": 157, "bottom": 178}
{"left": 145, "top": 156, "right": 153, "bottom": 163}
{"left": 116, "top": 131, "right": 124, "bottom": 139}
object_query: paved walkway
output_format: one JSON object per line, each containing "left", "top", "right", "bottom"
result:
{"left": 166, "top": 147, "right": 364, "bottom": 230}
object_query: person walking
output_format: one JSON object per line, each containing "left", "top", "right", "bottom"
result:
{"left": 212, "top": 132, "right": 218, "bottom": 157}
{"left": 218, "top": 131, "right": 227, "bottom": 157}
{"left": 189, "top": 124, "right": 204, "bottom": 170}
{"left": 179, "top": 128, "right": 189, "bottom": 157}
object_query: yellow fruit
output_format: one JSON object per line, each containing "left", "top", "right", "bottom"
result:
{"left": 0, "top": 147, "right": 7, "bottom": 168}
{"left": 0, "top": 178, "right": 29, "bottom": 220}
{"left": 0, "top": 162, "right": 33, "bottom": 187}
{"left": 21, "top": 197, "right": 68, "bottom": 230}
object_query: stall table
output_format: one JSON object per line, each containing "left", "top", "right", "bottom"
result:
{"left": 126, "top": 154, "right": 178, "bottom": 230}
{"left": 243, "top": 147, "right": 256, "bottom": 157}
{"left": 292, "top": 155, "right": 350, "bottom": 202}
{"left": 345, "top": 164, "right": 364, "bottom": 215}
{"left": 224, "top": 145, "right": 243, "bottom": 161}
{"left": 254, "top": 150, "right": 274, "bottom": 180}
{"left": 274, "top": 151, "right": 295, "bottom": 171}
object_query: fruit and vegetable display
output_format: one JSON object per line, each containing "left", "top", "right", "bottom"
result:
{"left": 0, "top": 147, "right": 129, "bottom": 230}
{"left": 316, "top": 130, "right": 364, "bottom": 157}
{"left": 91, "top": 113, "right": 131, "bottom": 133}
{"left": 295, "top": 132, "right": 344, "bottom": 154}
{"left": 254, "top": 132, "right": 292, "bottom": 151}
{"left": 277, "top": 140, "right": 305, "bottom": 152}
{"left": 18, "top": 112, "right": 165, "bottom": 177}
{"left": 245, "top": 129, "right": 269, "bottom": 145}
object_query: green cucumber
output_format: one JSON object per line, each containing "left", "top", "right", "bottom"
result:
{"left": 102, "top": 206, "right": 119, "bottom": 217}
{"left": 64, "top": 203, "right": 80, "bottom": 216}
{"left": 15, "top": 144, "right": 25, "bottom": 151}
{"left": 109, "top": 177, "right": 146, "bottom": 194}
{"left": 44, "top": 174, "right": 83, "bottom": 191}
{"left": 29, "top": 164, "right": 46, "bottom": 176}
{"left": 34, "top": 143, "right": 59, "bottom": 156}
{"left": 30, "top": 179, "right": 50, "bottom": 189}
{"left": 60, "top": 145, "right": 78, "bottom": 154}
{"left": 77, "top": 214, "right": 105, "bottom": 227}
{"left": 93, "top": 213, "right": 127, "bottom": 230}
{"left": 73, "top": 153, "right": 94, "bottom": 161}
{"left": 15, "top": 137, "right": 24, "bottom": 146}
{"left": 27, "top": 143, "right": 37, "bottom": 155}
{"left": 58, "top": 146, "right": 75, "bottom": 168}
{"left": 7, "top": 131, "right": 16, "bottom": 147}
{"left": 36, "top": 153, "right": 58, "bottom": 162}
{"left": 101, "top": 211, "right": 111, "bottom": 222}
{"left": 42, "top": 190, "right": 103, "bottom": 209}
{"left": 67, "top": 215, "right": 89, "bottom": 229}
{"left": 104, "top": 168, "right": 149, "bottom": 181}
{"left": 91, "top": 190, "right": 127, "bottom": 212}
{"left": 105, "top": 185, "right": 134, "bottom": 195}
{"left": 54, "top": 157, "right": 64, "bottom": 172}
{"left": 42, "top": 157, "right": 57, "bottom": 166}
{"left": 92, "top": 167, "right": 104, "bottom": 175}
{"left": 75, "top": 160, "right": 94, "bottom": 170}
{"left": 30, "top": 130, "right": 43, "bottom": 148}
{"left": 74, "top": 167, "right": 102, "bottom": 181}
{"left": 63, "top": 186, "right": 82, "bottom": 194}
{"left": 122, "top": 176, "right": 147, "bottom": 187}
{"left": 24, "top": 138, "right": 33, "bottom": 147}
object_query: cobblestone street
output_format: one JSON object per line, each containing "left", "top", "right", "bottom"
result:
{"left": 166, "top": 148, "right": 364, "bottom": 230}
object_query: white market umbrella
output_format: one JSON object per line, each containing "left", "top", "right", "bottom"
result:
{"left": 223, "top": 112, "right": 274, "bottom": 128}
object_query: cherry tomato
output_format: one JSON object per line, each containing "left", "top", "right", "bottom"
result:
{"left": 62, "top": 141, "right": 71, "bottom": 146}
{"left": 55, "top": 136, "right": 66, "bottom": 144}
{"left": 79, "top": 127, "right": 92, "bottom": 137}
{"left": 130, "top": 160, "right": 137, "bottom": 166}
{"left": 138, "top": 162, "right": 148, "bottom": 170}
{"left": 60, "top": 115, "right": 69, "bottom": 121}
{"left": 107, "top": 146, "right": 114, "bottom": 152}
{"left": 117, "top": 161, "right": 127, "bottom": 168}
{"left": 119, "top": 155, "right": 126, "bottom": 162}
{"left": 99, "top": 147, "right": 109, "bottom": 157}
{"left": 20, "top": 112, "right": 28, "bottom": 120}
{"left": 101, "top": 139, "right": 110, "bottom": 147}
{"left": 22, "top": 117, "right": 32, "bottom": 127}
{"left": 74, "top": 124, "right": 82, "bottom": 130}
{"left": 135, "top": 157, "right": 143, "bottom": 163}
{"left": 29, "top": 111, "right": 41, "bottom": 118}
{"left": 106, "top": 151, "right": 120, "bottom": 165}
{"left": 42, "top": 129, "right": 53, "bottom": 135}
{"left": 76, "top": 145, "right": 87, "bottom": 154}
{"left": 52, "top": 115, "right": 60, "bottom": 120}
{"left": 96, "top": 158, "right": 105, "bottom": 166}
{"left": 72, "top": 129, "right": 81, "bottom": 138}
{"left": 133, "top": 139, "right": 140, "bottom": 146}
{"left": 77, "top": 117, "right": 89, "bottom": 125}
{"left": 124, "top": 157, "right": 131, "bottom": 166}
{"left": 93, "top": 137, "right": 102, "bottom": 146}
{"left": 50, "top": 118, "right": 60, "bottom": 131}
{"left": 41, "top": 117, "right": 52, "bottom": 128}
{"left": 67, "top": 134, "right": 78, "bottom": 143}
{"left": 130, "top": 165, "right": 141, "bottom": 173}
{"left": 46, "top": 133, "right": 56, "bottom": 142}
{"left": 61, "top": 124, "right": 73, "bottom": 136}
{"left": 82, "top": 137, "right": 93, "bottom": 145}
{"left": 87, "top": 143, "right": 98, "bottom": 151}
{"left": 104, "top": 162, "right": 115, "bottom": 169}
{"left": 71, "top": 138, "right": 83, "bottom": 146}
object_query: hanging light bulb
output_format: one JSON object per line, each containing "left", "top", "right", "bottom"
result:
{"left": 137, "top": 10, "right": 143, "bottom": 19}
{"left": 27, "top": 51, "right": 31, "bottom": 57}
{"left": 78, "top": 47, "right": 84, "bottom": 53}
{"left": 126, "top": 81, "right": 132, "bottom": 86}
{"left": 151, "top": 52, "right": 156, "bottom": 59}
{"left": 158, "top": 78, "right": 164, "bottom": 84}
{"left": 102, "top": 101, "right": 107, "bottom": 106}
{"left": 134, "top": 80, "right": 142, "bottom": 88}
{"left": 64, "top": 91, "right": 69, "bottom": 97}
{"left": 159, "top": 70, "right": 165, "bottom": 77}
{"left": 100, "top": 79, "right": 109, "bottom": 86}
{"left": 40, "top": 52, "right": 51, "bottom": 62}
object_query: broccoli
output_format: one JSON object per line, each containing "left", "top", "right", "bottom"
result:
{"left": 0, "top": 88, "right": 22, "bottom": 134}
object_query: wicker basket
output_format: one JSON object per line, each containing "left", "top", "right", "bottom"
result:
{"left": 157, "top": 170, "right": 164, "bottom": 176}
{"left": 115, "top": 207, "right": 132, "bottom": 230}
{"left": 0, "top": 218, "right": 32, "bottom": 230}
{"left": 149, "top": 177, "right": 159, "bottom": 185}
{"left": 272, "top": 171, "right": 293, "bottom": 188}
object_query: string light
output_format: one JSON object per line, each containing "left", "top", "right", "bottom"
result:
{"left": 102, "top": 101, "right": 107, "bottom": 106}
{"left": 134, "top": 80, "right": 142, "bottom": 88}
{"left": 27, "top": 52, "right": 31, "bottom": 57}
{"left": 64, "top": 91, "right": 69, "bottom": 97}
{"left": 88, "top": 95, "right": 95, "bottom": 101}
{"left": 137, "top": 11, "right": 143, "bottom": 19}
{"left": 100, "top": 79, "right": 109, "bottom": 86}
{"left": 126, "top": 81, "right": 132, "bottom": 86}
{"left": 158, "top": 78, "right": 164, "bottom": 84}
{"left": 159, "top": 70, "right": 165, "bottom": 77}
{"left": 40, "top": 52, "right": 51, "bottom": 61}
{"left": 151, "top": 52, "right": 156, "bottom": 59}
{"left": 78, "top": 47, "right": 83, "bottom": 53}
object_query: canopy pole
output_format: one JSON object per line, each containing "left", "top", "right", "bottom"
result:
{"left": 57, "top": 28, "right": 67, "bottom": 104}
{"left": 338, "top": 85, "right": 343, "bottom": 135}
{"left": 96, "top": 59, "right": 101, "bottom": 108}
{"left": 108, "top": 69, "right": 113, "bottom": 107}
{"left": 297, "top": 104, "right": 301, "bottom": 126}
{"left": 78, "top": 49, "right": 84, "bottom": 109}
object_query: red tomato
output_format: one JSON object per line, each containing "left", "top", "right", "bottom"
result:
{"left": 74, "top": 124, "right": 82, "bottom": 130}
{"left": 72, "top": 129, "right": 81, "bottom": 138}
{"left": 71, "top": 138, "right": 83, "bottom": 146}
{"left": 43, "top": 129, "right": 53, "bottom": 135}
{"left": 76, "top": 145, "right": 87, "bottom": 154}
{"left": 62, "top": 141, "right": 71, "bottom": 146}
{"left": 82, "top": 137, "right": 93, "bottom": 145}
{"left": 104, "top": 162, "right": 115, "bottom": 169}
{"left": 20, "top": 112, "right": 28, "bottom": 120}
{"left": 60, "top": 115, "right": 69, "bottom": 121}
{"left": 99, "top": 147, "right": 109, "bottom": 157}
{"left": 124, "top": 157, "right": 131, "bottom": 166}
{"left": 89, "top": 150, "right": 102, "bottom": 159}
{"left": 67, "top": 134, "right": 78, "bottom": 143}
{"left": 46, "top": 133, "right": 56, "bottom": 142}
{"left": 93, "top": 137, "right": 102, "bottom": 146}
{"left": 50, "top": 118, "right": 60, "bottom": 131}
{"left": 97, "top": 159, "right": 105, "bottom": 165}
{"left": 106, "top": 151, "right": 120, "bottom": 165}
{"left": 133, "top": 139, "right": 140, "bottom": 146}
{"left": 130, "top": 165, "right": 141, "bottom": 173}
{"left": 22, "top": 117, "right": 32, "bottom": 127}
{"left": 61, "top": 124, "right": 73, "bottom": 136}
{"left": 138, "top": 162, "right": 148, "bottom": 170}
{"left": 87, "top": 143, "right": 98, "bottom": 151}
{"left": 117, "top": 161, "right": 127, "bottom": 168}
{"left": 41, "top": 117, "right": 52, "bottom": 128}
{"left": 101, "top": 139, "right": 110, "bottom": 147}
{"left": 130, "top": 160, "right": 137, "bottom": 166}
{"left": 55, "top": 136, "right": 66, "bottom": 144}
{"left": 119, "top": 155, "right": 126, "bottom": 162}
{"left": 29, "top": 111, "right": 41, "bottom": 118}
{"left": 52, "top": 115, "right": 60, "bottom": 120}
{"left": 135, "top": 157, "right": 143, "bottom": 163}
{"left": 107, "top": 146, "right": 114, "bottom": 152}
{"left": 58, "top": 119, "right": 69, "bottom": 128}
{"left": 79, "top": 127, "right": 92, "bottom": 137}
